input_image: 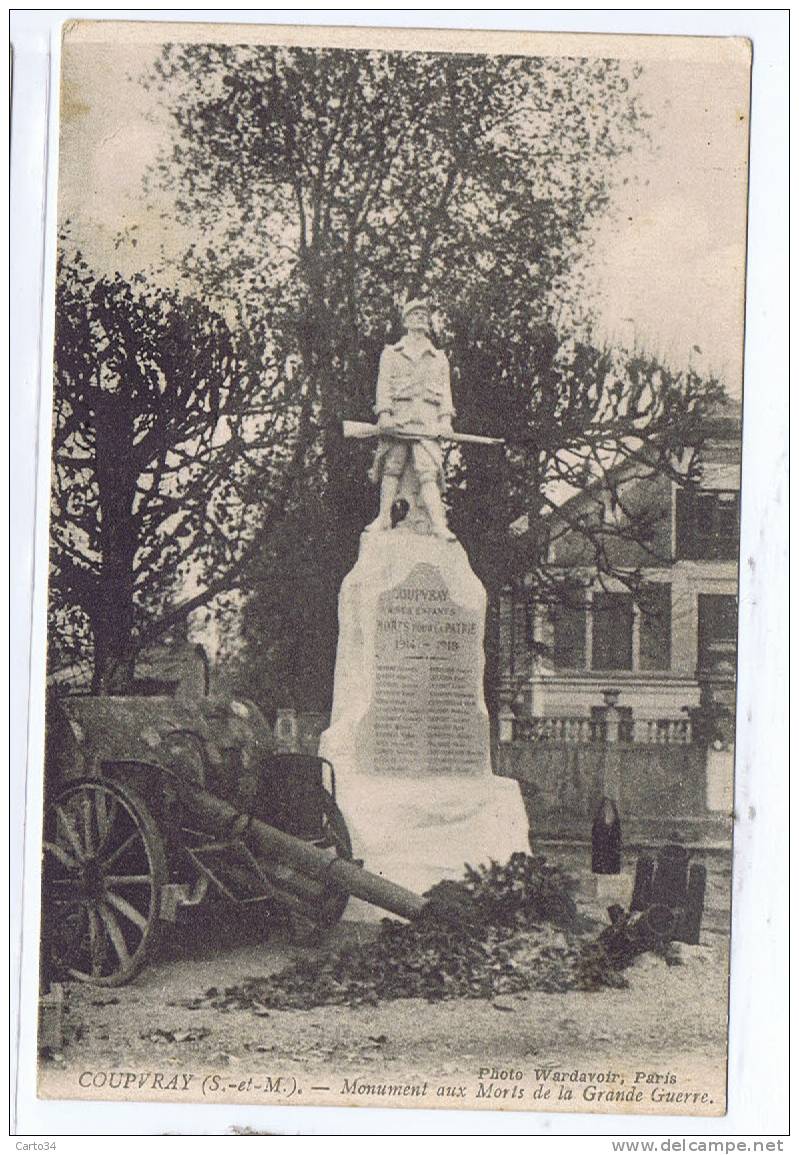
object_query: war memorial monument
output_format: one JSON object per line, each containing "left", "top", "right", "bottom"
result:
{"left": 320, "top": 300, "right": 529, "bottom": 897}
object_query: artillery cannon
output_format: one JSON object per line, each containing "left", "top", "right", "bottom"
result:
{"left": 42, "top": 694, "right": 456, "bottom": 987}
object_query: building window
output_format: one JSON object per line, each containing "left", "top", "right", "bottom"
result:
{"left": 591, "top": 592, "right": 633, "bottom": 671}
{"left": 639, "top": 582, "right": 672, "bottom": 671}
{"left": 676, "top": 488, "right": 740, "bottom": 560}
{"left": 552, "top": 601, "right": 586, "bottom": 670}
{"left": 698, "top": 594, "right": 738, "bottom": 676}
{"left": 550, "top": 585, "right": 673, "bottom": 674}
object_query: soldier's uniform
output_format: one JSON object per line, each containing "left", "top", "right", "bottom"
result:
{"left": 368, "top": 333, "right": 454, "bottom": 491}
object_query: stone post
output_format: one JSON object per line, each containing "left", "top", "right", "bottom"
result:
{"left": 498, "top": 694, "right": 516, "bottom": 745}
{"left": 601, "top": 687, "right": 622, "bottom": 803}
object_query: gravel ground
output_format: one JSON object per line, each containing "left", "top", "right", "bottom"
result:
{"left": 39, "top": 847, "right": 731, "bottom": 1112}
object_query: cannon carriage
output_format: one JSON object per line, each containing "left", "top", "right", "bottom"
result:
{"left": 41, "top": 693, "right": 357, "bottom": 986}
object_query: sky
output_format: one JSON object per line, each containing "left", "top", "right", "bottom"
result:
{"left": 58, "top": 28, "right": 750, "bottom": 394}
{"left": 585, "top": 57, "right": 749, "bottom": 390}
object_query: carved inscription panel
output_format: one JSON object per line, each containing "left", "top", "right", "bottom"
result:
{"left": 362, "top": 563, "right": 488, "bottom": 775}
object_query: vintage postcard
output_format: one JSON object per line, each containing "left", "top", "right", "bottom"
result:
{"left": 32, "top": 17, "right": 751, "bottom": 1120}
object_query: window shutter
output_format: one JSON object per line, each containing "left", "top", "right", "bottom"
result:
{"left": 591, "top": 593, "right": 633, "bottom": 671}
{"left": 552, "top": 601, "right": 586, "bottom": 669}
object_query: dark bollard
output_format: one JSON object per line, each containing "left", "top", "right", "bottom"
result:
{"left": 630, "top": 853, "right": 655, "bottom": 911}
{"left": 651, "top": 836, "right": 690, "bottom": 908}
{"left": 618, "top": 838, "right": 707, "bottom": 951}
{"left": 591, "top": 797, "right": 622, "bottom": 874}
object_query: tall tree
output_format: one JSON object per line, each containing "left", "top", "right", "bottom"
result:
{"left": 50, "top": 246, "right": 304, "bottom": 691}
{"left": 139, "top": 44, "right": 721, "bottom": 712}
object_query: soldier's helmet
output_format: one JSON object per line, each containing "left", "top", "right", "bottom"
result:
{"left": 401, "top": 298, "right": 430, "bottom": 325}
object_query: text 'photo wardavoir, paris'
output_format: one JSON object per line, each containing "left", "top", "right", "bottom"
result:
{"left": 38, "top": 19, "right": 750, "bottom": 1116}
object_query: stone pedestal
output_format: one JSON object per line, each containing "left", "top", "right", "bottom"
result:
{"left": 705, "top": 746, "right": 734, "bottom": 813}
{"left": 319, "top": 529, "right": 530, "bottom": 904}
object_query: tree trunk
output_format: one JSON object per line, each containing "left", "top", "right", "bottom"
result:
{"left": 91, "top": 395, "right": 139, "bottom": 695}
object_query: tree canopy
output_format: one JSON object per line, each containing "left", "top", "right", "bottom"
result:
{"left": 49, "top": 43, "right": 725, "bottom": 706}
{"left": 51, "top": 244, "right": 300, "bottom": 690}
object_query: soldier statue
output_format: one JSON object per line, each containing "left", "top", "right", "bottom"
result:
{"left": 365, "top": 299, "right": 456, "bottom": 540}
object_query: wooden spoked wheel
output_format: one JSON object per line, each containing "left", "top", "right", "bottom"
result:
{"left": 42, "top": 779, "right": 166, "bottom": 985}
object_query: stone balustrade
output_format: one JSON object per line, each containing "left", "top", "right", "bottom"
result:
{"left": 631, "top": 718, "right": 693, "bottom": 745}
{"left": 511, "top": 714, "right": 692, "bottom": 745}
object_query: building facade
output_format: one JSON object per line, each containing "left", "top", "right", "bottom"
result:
{"left": 497, "top": 403, "right": 741, "bottom": 838}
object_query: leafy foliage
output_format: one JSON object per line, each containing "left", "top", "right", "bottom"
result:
{"left": 51, "top": 244, "right": 302, "bottom": 689}
{"left": 185, "top": 854, "right": 633, "bottom": 1011}
{"left": 141, "top": 43, "right": 723, "bottom": 710}
{"left": 149, "top": 45, "right": 646, "bottom": 325}
{"left": 460, "top": 852, "right": 579, "bottom": 929}
{"left": 51, "top": 44, "right": 727, "bottom": 703}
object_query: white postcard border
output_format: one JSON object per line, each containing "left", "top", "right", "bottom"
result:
{"left": 10, "top": 7, "right": 789, "bottom": 1139}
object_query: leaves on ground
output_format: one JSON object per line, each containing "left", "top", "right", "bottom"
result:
{"left": 186, "top": 855, "right": 639, "bottom": 1012}
{"left": 140, "top": 1026, "right": 210, "bottom": 1043}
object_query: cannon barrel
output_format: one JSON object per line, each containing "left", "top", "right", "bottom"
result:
{"left": 178, "top": 782, "right": 429, "bottom": 922}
